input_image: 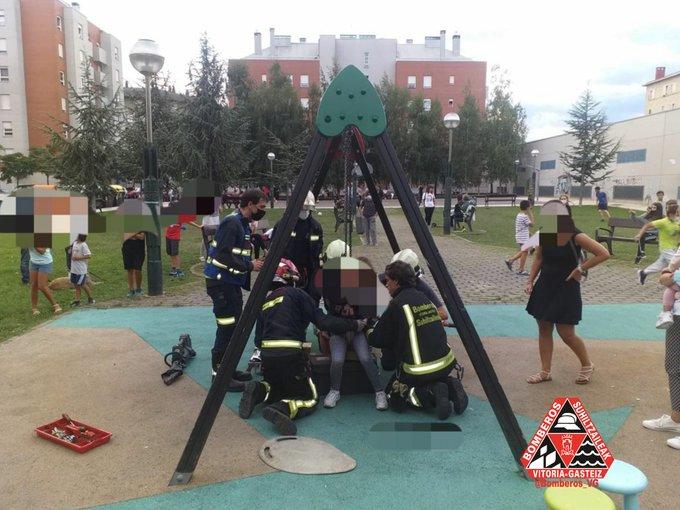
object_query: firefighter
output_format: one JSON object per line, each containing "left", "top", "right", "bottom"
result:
{"left": 272, "top": 191, "right": 324, "bottom": 300}
{"left": 204, "top": 188, "right": 266, "bottom": 392}
{"left": 366, "top": 260, "right": 468, "bottom": 420}
{"left": 238, "top": 258, "right": 366, "bottom": 435}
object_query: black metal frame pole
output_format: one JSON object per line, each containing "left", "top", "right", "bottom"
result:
{"left": 169, "top": 132, "right": 331, "bottom": 485}
{"left": 351, "top": 136, "right": 400, "bottom": 254}
{"left": 374, "top": 132, "right": 527, "bottom": 466}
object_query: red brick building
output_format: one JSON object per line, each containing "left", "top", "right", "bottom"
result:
{"left": 229, "top": 28, "right": 486, "bottom": 113}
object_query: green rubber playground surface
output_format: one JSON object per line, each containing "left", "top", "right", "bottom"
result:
{"left": 51, "top": 304, "right": 644, "bottom": 509}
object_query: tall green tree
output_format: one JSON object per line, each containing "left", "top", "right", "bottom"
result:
{"left": 483, "top": 73, "right": 527, "bottom": 192}
{"left": 450, "top": 90, "right": 484, "bottom": 188}
{"left": 559, "top": 89, "right": 620, "bottom": 205}
{"left": 245, "top": 62, "right": 306, "bottom": 185}
{"left": 227, "top": 60, "right": 253, "bottom": 105}
{"left": 179, "top": 34, "right": 249, "bottom": 184}
{"left": 0, "top": 152, "right": 34, "bottom": 185}
{"left": 48, "top": 65, "right": 124, "bottom": 207}
{"left": 407, "top": 97, "right": 448, "bottom": 189}
{"left": 377, "top": 77, "right": 412, "bottom": 179}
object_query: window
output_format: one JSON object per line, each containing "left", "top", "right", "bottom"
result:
{"left": 58, "top": 71, "right": 65, "bottom": 85}
{"left": 666, "top": 84, "right": 676, "bottom": 95}
{"left": 2, "top": 121, "right": 12, "bottom": 136}
{"left": 56, "top": 16, "right": 62, "bottom": 31}
{"left": 80, "top": 76, "right": 86, "bottom": 90}
{"left": 0, "top": 67, "right": 8, "bottom": 82}
{"left": 300, "top": 75, "right": 309, "bottom": 88}
{"left": 77, "top": 24, "right": 83, "bottom": 39}
{"left": 364, "top": 51, "right": 369, "bottom": 68}
{"left": 423, "top": 99, "right": 431, "bottom": 111}
{"left": 0, "top": 10, "right": 5, "bottom": 27}
{"left": 300, "top": 98, "right": 309, "bottom": 108}
{"left": 540, "top": 160, "right": 556, "bottom": 170}
{"left": 61, "top": 98, "right": 67, "bottom": 111}
{"left": 58, "top": 43, "right": 64, "bottom": 58}
{"left": 449, "top": 75, "right": 455, "bottom": 85}
{"left": 407, "top": 75, "right": 416, "bottom": 89}
{"left": 649, "top": 88, "right": 655, "bottom": 100}
{"left": 0, "top": 39, "right": 6, "bottom": 53}
{"left": 423, "top": 75, "right": 432, "bottom": 88}
{"left": 115, "top": 69, "right": 120, "bottom": 84}
{"left": 287, "top": 74, "right": 293, "bottom": 82}
{"left": 616, "top": 149, "right": 646, "bottom": 164}
{"left": 0, "top": 94, "right": 10, "bottom": 110}
{"left": 80, "top": 50, "right": 86, "bottom": 63}
{"left": 114, "top": 47, "right": 119, "bottom": 60}
{"left": 261, "top": 74, "right": 267, "bottom": 83}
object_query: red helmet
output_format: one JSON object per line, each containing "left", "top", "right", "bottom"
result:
{"left": 274, "top": 258, "right": 300, "bottom": 284}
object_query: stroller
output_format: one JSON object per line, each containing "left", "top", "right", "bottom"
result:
{"left": 452, "top": 196, "right": 477, "bottom": 231}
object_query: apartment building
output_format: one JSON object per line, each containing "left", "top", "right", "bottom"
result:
{"left": 645, "top": 66, "right": 680, "bottom": 115}
{"left": 0, "top": 0, "right": 123, "bottom": 174}
{"left": 230, "top": 28, "right": 486, "bottom": 113}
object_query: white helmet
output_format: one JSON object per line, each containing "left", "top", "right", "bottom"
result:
{"left": 303, "top": 191, "right": 316, "bottom": 210}
{"left": 391, "top": 249, "right": 423, "bottom": 276}
{"left": 326, "top": 239, "right": 348, "bottom": 259}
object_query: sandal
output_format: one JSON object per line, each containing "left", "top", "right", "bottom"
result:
{"left": 32, "top": 309, "right": 40, "bottom": 316}
{"left": 575, "top": 364, "right": 594, "bottom": 385}
{"left": 53, "top": 304, "right": 63, "bottom": 314}
{"left": 527, "top": 370, "right": 552, "bottom": 384}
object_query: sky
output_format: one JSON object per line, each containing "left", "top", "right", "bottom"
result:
{"left": 81, "top": 0, "right": 680, "bottom": 141}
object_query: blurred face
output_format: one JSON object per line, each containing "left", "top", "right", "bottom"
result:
{"left": 657, "top": 192, "right": 664, "bottom": 200}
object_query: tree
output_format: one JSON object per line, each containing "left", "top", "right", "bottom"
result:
{"left": 377, "top": 77, "right": 412, "bottom": 178}
{"left": 559, "top": 89, "right": 620, "bottom": 205}
{"left": 483, "top": 72, "right": 527, "bottom": 192}
{"left": 28, "top": 147, "right": 58, "bottom": 184}
{"left": 306, "top": 82, "right": 322, "bottom": 130}
{"left": 406, "top": 97, "right": 448, "bottom": 189}
{"left": 47, "top": 64, "right": 124, "bottom": 207}
{"left": 450, "top": 90, "right": 484, "bottom": 189}
{"left": 227, "top": 60, "right": 253, "bottom": 105}
{"left": 179, "top": 34, "right": 249, "bottom": 184}
{"left": 0, "top": 152, "right": 34, "bottom": 185}
{"left": 245, "top": 62, "right": 306, "bottom": 185}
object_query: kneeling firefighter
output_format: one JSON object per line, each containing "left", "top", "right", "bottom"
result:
{"left": 367, "top": 260, "right": 468, "bottom": 420}
{"left": 238, "top": 258, "right": 365, "bottom": 435}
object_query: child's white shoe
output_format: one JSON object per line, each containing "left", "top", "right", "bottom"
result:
{"left": 655, "top": 311, "right": 674, "bottom": 330}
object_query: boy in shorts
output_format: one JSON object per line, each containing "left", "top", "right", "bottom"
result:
{"left": 122, "top": 232, "right": 145, "bottom": 297}
{"left": 70, "top": 234, "right": 95, "bottom": 306}
{"left": 165, "top": 223, "right": 185, "bottom": 277}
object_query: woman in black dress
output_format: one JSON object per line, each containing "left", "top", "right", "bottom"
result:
{"left": 525, "top": 200, "right": 610, "bottom": 384}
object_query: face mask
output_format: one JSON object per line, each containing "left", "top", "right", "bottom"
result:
{"left": 299, "top": 210, "right": 310, "bottom": 220}
{"left": 252, "top": 208, "right": 266, "bottom": 221}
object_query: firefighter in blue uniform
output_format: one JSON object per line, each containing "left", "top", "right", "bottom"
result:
{"left": 272, "top": 191, "right": 324, "bottom": 299}
{"left": 204, "top": 189, "right": 266, "bottom": 391}
{"left": 367, "top": 261, "right": 468, "bottom": 420}
{"left": 238, "top": 258, "right": 365, "bottom": 435}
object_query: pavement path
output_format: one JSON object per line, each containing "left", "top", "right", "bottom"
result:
{"left": 112, "top": 211, "right": 661, "bottom": 308}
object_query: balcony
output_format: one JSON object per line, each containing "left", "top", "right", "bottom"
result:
{"left": 93, "top": 46, "right": 108, "bottom": 66}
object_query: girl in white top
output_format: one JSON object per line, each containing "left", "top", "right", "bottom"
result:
{"left": 422, "top": 186, "right": 436, "bottom": 226}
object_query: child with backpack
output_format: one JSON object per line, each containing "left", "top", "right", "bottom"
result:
{"left": 69, "top": 234, "right": 95, "bottom": 307}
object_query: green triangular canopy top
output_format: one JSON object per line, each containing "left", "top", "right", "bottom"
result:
{"left": 315, "top": 65, "right": 387, "bottom": 137}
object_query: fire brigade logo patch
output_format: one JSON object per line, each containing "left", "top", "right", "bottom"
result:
{"left": 521, "top": 397, "right": 613, "bottom": 484}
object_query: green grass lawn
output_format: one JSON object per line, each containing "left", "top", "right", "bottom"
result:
{"left": 416, "top": 204, "right": 651, "bottom": 267}
{"left": 0, "top": 205, "right": 358, "bottom": 343}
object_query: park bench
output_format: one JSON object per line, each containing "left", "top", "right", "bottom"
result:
{"left": 473, "top": 193, "right": 517, "bottom": 207}
{"left": 595, "top": 217, "right": 654, "bottom": 255}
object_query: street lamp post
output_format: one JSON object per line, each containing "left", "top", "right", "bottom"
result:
{"left": 267, "top": 152, "right": 275, "bottom": 205}
{"left": 130, "top": 39, "right": 165, "bottom": 296}
{"left": 531, "top": 149, "right": 540, "bottom": 206}
{"left": 443, "top": 112, "right": 460, "bottom": 235}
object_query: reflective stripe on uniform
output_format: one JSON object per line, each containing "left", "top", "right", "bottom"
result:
{"left": 231, "top": 247, "right": 252, "bottom": 256}
{"left": 210, "top": 257, "right": 229, "bottom": 269}
{"left": 261, "top": 339, "right": 303, "bottom": 349}
{"left": 402, "top": 348, "right": 455, "bottom": 375}
{"left": 210, "top": 240, "right": 217, "bottom": 247}
{"left": 262, "top": 381, "right": 271, "bottom": 402}
{"left": 402, "top": 305, "right": 421, "bottom": 365}
{"left": 290, "top": 231, "right": 297, "bottom": 237}
{"left": 262, "top": 296, "right": 284, "bottom": 311}
{"left": 216, "top": 316, "right": 236, "bottom": 326}
{"left": 281, "top": 378, "right": 318, "bottom": 419}
{"left": 309, "top": 235, "right": 320, "bottom": 241}
{"left": 408, "top": 387, "right": 422, "bottom": 407}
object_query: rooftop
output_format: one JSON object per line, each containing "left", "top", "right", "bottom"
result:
{"left": 644, "top": 69, "right": 680, "bottom": 86}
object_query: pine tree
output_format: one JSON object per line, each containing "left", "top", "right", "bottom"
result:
{"left": 48, "top": 64, "right": 124, "bottom": 208}
{"left": 559, "top": 89, "right": 620, "bottom": 205}
{"left": 451, "top": 90, "right": 485, "bottom": 189}
{"left": 483, "top": 72, "right": 527, "bottom": 192}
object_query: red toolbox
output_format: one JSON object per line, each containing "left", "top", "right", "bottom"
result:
{"left": 36, "top": 416, "right": 111, "bottom": 453}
